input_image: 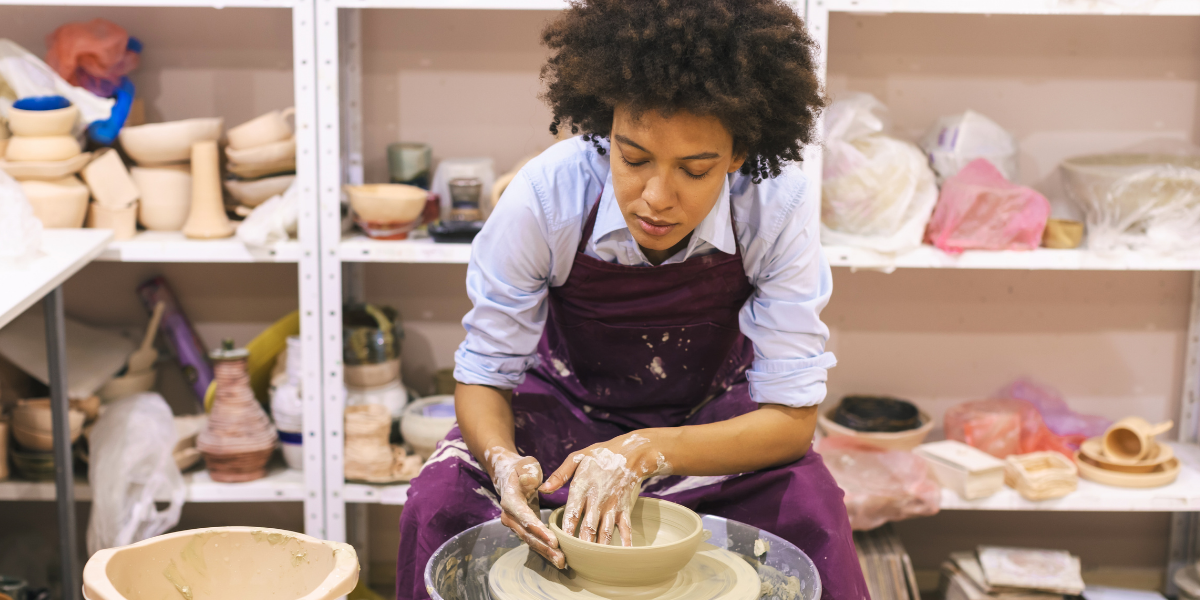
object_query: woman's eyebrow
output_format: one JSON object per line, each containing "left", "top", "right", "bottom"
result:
{"left": 615, "top": 134, "right": 721, "bottom": 161}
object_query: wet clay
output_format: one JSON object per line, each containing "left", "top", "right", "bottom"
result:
{"left": 488, "top": 543, "right": 761, "bottom": 600}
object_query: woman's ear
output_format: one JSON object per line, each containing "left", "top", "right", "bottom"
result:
{"left": 728, "top": 148, "right": 748, "bottom": 174}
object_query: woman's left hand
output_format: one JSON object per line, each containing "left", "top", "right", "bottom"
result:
{"left": 538, "top": 432, "right": 672, "bottom": 546}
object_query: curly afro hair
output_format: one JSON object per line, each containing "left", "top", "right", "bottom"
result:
{"left": 541, "top": 0, "right": 825, "bottom": 182}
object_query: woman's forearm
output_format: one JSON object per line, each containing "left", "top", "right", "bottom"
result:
{"left": 455, "top": 383, "right": 517, "bottom": 479}
{"left": 641, "top": 404, "right": 818, "bottom": 477}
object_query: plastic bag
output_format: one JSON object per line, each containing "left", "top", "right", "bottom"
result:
{"left": 237, "top": 180, "right": 299, "bottom": 247}
{"left": 943, "top": 398, "right": 1074, "bottom": 459}
{"left": 0, "top": 39, "right": 113, "bottom": 124}
{"left": 919, "top": 110, "right": 1018, "bottom": 183}
{"left": 86, "top": 393, "right": 185, "bottom": 555}
{"left": 925, "top": 158, "right": 1050, "bottom": 253}
{"left": 821, "top": 93, "right": 939, "bottom": 254}
{"left": 817, "top": 435, "right": 940, "bottom": 530}
{"left": 995, "top": 379, "right": 1110, "bottom": 448}
{"left": 45, "top": 20, "right": 139, "bottom": 98}
{"left": 0, "top": 167, "right": 42, "bottom": 263}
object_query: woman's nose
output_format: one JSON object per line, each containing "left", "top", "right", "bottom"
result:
{"left": 642, "top": 174, "right": 674, "bottom": 213}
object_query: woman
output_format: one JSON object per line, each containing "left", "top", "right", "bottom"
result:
{"left": 396, "top": 1, "right": 868, "bottom": 599}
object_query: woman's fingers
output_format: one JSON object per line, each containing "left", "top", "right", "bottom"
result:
{"left": 617, "top": 511, "right": 634, "bottom": 547}
{"left": 562, "top": 491, "right": 587, "bottom": 538}
{"left": 539, "top": 452, "right": 584, "bottom": 494}
{"left": 597, "top": 508, "right": 617, "bottom": 546}
{"left": 578, "top": 493, "right": 603, "bottom": 543}
{"left": 501, "top": 512, "right": 566, "bottom": 569}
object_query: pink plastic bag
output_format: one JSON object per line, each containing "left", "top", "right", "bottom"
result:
{"left": 924, "top": 158, "right": 1050, "bottom": 253}
{"left": 943, "top": 398, "right": 1074, "bottom": 459}
{"left": 817, "top": 435, "right": 940, "bottom": 530}
{"left": 45, "top": 19, "right": 139, "bottom": 97}
{"left": 995, "top": 379, "right": 1110, "bottom": 449}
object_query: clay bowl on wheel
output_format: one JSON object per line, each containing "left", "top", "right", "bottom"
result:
{"left": 549, "top": 498, "right": 704, "bottom": 587}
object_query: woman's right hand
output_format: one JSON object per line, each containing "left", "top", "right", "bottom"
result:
{"left": 488, "top": 446, "right": 565, "bottom": 569}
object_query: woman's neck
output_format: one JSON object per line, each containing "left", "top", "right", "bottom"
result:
{"left": 641, "top": 232, "right": 693, "bottom": 266}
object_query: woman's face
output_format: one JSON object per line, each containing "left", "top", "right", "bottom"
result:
{"left": 610, "top": 105, "right": 746, "bottom": 259}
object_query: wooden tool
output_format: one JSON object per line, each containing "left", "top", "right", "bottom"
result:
{"left": 127, "top": 301, "right": 164, "bottom": 374}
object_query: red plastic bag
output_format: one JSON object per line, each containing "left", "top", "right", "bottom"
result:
{"left": 45, "top": 19, "right": 139, "bottom": 97}
{"left": 943, "top": 398, "right": 1074, "bottom": 459}
{"left": 995, "top": 379, "right": 1110, "bottom": 450}
{"left": 817, "top": 435, "right": 940, "bottom": 530}
{"left": 924, "top": 158, "right": 1050, "bottom": 253}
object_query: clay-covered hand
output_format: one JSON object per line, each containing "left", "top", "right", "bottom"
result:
{"left": 488, "top": 446, "right": 565, "bottom": 568}
{"left": 539, "top": 433, "right": 671, "bottom": 547}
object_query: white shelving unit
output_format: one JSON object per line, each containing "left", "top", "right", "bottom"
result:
{"left": 0, "top": 466, "right": 305, "bottom": 502}
{"left": 96, "top": 232, "right": 302, "bottom": 263}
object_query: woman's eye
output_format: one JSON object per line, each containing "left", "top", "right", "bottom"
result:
{"left": 621, "top": 157, "right": 648, "bottom": 168}
{"left": 683, "top": 169, "right": 710, "bottom": 180}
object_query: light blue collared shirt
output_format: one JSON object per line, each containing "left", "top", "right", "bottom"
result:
{"left": 453, "top": 137, "right": 836, "bottom": 408}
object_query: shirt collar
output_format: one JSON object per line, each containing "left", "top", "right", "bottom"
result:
{"left": 592, "top": 171, "right": 737, "bottom": 256}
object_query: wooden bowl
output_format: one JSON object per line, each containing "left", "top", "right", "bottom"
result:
{"left": 817, "top": 409, "right": 934, "bottom": 451}
{"left": 549, "top": 498, "right": 704, "bottom": 587}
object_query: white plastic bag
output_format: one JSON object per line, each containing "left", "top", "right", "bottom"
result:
{"left": 0, "top": 39, "right": 113, "bottom": 125}
{"left": 0, "top": 167, "right": 42, "bottom": 263}
{"left": 821, "top": 93, "right": 939, "bottom": 254}
{"left": 919, "top": 110, "right": 1018, "bottom": 183}
{"left": 86, "top": 393, "right": 185, "bottom": 555}
{"left": 237, "top": 180, "right": 298, "bottom": 247}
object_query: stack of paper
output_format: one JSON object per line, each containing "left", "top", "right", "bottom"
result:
{"left": 854, "top": 526, "right": 920, "bottom": 600}
{"left": 942, "top": 546, "right": 1084, "bottom": 600}
{"left": 915, "top": 440, "right": 1007, "bottom": 500}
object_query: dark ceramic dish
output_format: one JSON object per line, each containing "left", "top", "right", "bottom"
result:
{"left": 831, "top": 396, "right": 921, "bottom": 432}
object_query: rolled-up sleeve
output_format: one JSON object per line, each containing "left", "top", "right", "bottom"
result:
{"left": 740, "top": 183, "right": 837, "bottom": 408}
{"left": 453, "top": 170, "right": 553, "bottom": 389}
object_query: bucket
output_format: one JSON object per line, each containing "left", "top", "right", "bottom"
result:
{"left": 82, "top": 527, "right": 357, "bottom": 600}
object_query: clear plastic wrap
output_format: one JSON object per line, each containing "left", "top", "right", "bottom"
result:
{"left": 0, "top": 167, "right": 42, "bottom": 263}
{"left": 919, "top": 110, "right": 1018, "bottom": 184}
{"left": 943, "top": 398, "right": 1074, "bottom": 459}
{"left": 821, "top": 93, "right": 939, "bottom": 254}
{"left": 86, "top": 393, "right": 185, "bottom": 555}
{"left": 924, "top": 158, "right": 1051, "bottom": 253}
{"left": 817, "top": 434, "right": 940, "bottom": 530}
{"left": 996, "top": 379, "right": 1110, "bottom": 449}
{"left": 0, "top": 39, "right": 113, "bottom": 124}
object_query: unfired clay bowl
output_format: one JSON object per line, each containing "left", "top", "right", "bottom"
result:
{"left": 225, "top": 137, "right": 296, "bottom": 166}
{"left": 12, "top": 400, "right": 85, "bottom": 450}
{"left": 131, "top": 166, "right": 191, "bottom": 231}
{"left": 549, "top": 498, "right": 704, "bottom": 586}
{"left": 224, "top": 174, "right": 295, "bottom": 207}
{"left": 0, "top": 152, "right": 92, "bottom": 181}
{"left": 346, "top": 184, "right": 427, "bottom": 223}
{"left": 5, "top": 135, "right": 81, "bottom": 162}
{"left": 7, "top": 105, "right": 79, "bottom": 137}
{"left": 227, "top": 107, "right": 294, "bottom": 150}
{"left": 118, "top": 118, "right": 223, "bottom": 165}
{"left": 227, "top": 157, "right": 295, "bottom": 180}
{"left": 22, "top": 176, "right": 90, "bottom": 228}
{"left": 344, "top": 359, "right": 400, "bottom": 388}
{"left": 82, "top": 527, "right": 359, "bottom": 600}
{"left": 401, "top": 396, "right": 456, "bottom": 460}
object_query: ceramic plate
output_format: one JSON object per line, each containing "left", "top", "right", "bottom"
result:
{"left": 1075, "top": 451, "right": 1180, "bottom": 488}
{"left": 0, "top": 152, "right": 93, "bottom": 180}
{"left": 1079, "top": 437, "right": 1174, "bottom": 473}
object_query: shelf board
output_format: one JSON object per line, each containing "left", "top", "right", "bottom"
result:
{"left": 333, "top": 0, "right": 566, "bottom": 9}
{"left": 0, "top": 229, "right": 113, "bottom": 331}
{"left": 340, "top": 237, "right": 1200, "bottom": 271}
{"left": 96, "top": 231, "right": 300, "bottom": 263}
{"left": 343, "top": 482, "right": 412, "bottom": 504}
{"left": 821, "top": 0, "right": 1200, "bottom": 16}
{"left": 0, "top": 466, "right": 305, "bottom": 502}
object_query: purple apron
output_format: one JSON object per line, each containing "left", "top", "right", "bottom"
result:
{"left": 396, "top": 198, "right": 868, "bottom": 600}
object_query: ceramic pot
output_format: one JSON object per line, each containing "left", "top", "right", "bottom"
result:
{"left": 118, "top": 118, "right": 223, "bottom": 166}
{"left": 87, "top": 202, "right": 138, "bottom": 241}
{"left": 82, "top": 527, "right": 358, "bottom": 600}
{"left": 0, "top": 152, "right": 92, "bottom": 181}
{"left": 817, "top": 409, "right": 934, "bottom": 451}
{"left": 80, "top": 148, "right": 139, "bottom": 209}
{"left": 345, "top": 184, "right": 427, "bottom": 223}
{"left": 400, "top": 396, "right": 456, "bottom": 460}
{"left": 131, "top": 165, "right": 191, "bottom": 231}
{"left": 182, "top": 141, "right": 234, "bottom": 239}
{"left": 224, "top": 174, "right": 294, "bottom": 207}
{"left": 831, "top": 395, "right": 921, "bottom": 432}
{"left": 225, "top": 137, "right": 296, "bottom": 166}
{"left": 227, "top": 107, "right": 295, "bottom": 150}
{"left": 8, "top": 105, "right": 78, "bottom": 137}
{"left": 5, "top": 135, "right": 81, "bottom": 162}
{"left": 343, "top": 359, "right": 401, "bottom": 388}
{"left": 196, "top": 340, "right": 278, "bottom": 482}
{"left": 12, "top": 399, "right": 85, "bottom": 450}
{"left": 1102, "top": 417, "right": 1173, "bottom": 465}
{"left": 549, "top": 498, "right": 704, "bottom": 586}
{"left": 22, "top": 176, "right": 90, "bottom": 228}
{"left": 226, "top": 157, "right": 296, "bottom": 180}
{"left": 344, "top": 404, "right": 420, "bottom": 483}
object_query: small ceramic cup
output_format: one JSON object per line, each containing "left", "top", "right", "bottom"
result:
{"left": 87, "top": 201, "right": 139, "bottom": 241}
{"left": 227, "top": 107, "right": 295, "bottom": 150}
{"left": 1102, "top": 417, "right": 1173, "bottom": 465}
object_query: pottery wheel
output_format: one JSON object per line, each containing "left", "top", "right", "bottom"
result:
{"left": 488, "top": 543, "right": 761, "bottom": 600}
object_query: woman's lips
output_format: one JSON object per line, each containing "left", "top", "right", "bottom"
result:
{"left": 636, "top": 215, "right": 676, "bottom": 236}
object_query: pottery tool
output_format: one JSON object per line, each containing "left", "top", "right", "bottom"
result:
{"left": 126, "top": 301, "right": 164, "bottom": 374}
{"left": 914, "top": 440, "right": 1006, "bottom": 500}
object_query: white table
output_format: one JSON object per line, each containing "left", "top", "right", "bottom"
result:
{"left": 0, "top": 228, "right": 111, "bottom": 600}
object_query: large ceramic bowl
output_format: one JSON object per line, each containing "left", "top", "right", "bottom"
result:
{"left": 0, "top": 152, "right": 92, "bottom": 181}
{"left": 817, "top": 409, "right": 934, "bottom": 451}
{"left": 401, "top": 396, "right": 456, "bottom": 460}
{"left": 82, "top": 527, "right": 358, "bottom": 600}
{"left": 7, "top": 104, "right": 79, "bottom": 137}
{"left": 6, "top": 135, "right": 81, "bottom": 162}
{"left": 13, "top": 399, "right": 85, "bottom": 442}
{"left": 345, "top": 184, "right": 427, "bottom": 223}
{"left": 118, "top": 118, "right": 223, "bottom": 165}
{"left": 549, "top": 498, "right": 704, "bottom": 586}
{"left": 130, "top": 166, "right": 191, "bottom": 231}
{"left": 224, "top": 174, "right": 295, "bottom": 207}
{"left": 21, "top": 176, "right": 90, "bottom": 228}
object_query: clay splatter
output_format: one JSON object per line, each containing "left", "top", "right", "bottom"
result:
{"left": 649, "top": 357, "right": 667, "bottom": 379}
{"left": 162, "top": 561, "right": 194, "bottom": 600}
{"left": 473, "top": 487, "right": 502, "bottom": 511}
{"left": 551, "top": 358, "right": 571, "bottom": 377}
{"left": 662, "top": 332, "right": 670, "bottom": 342}
{"left": 754, "top": 538, "right": 770, "bottom": 557}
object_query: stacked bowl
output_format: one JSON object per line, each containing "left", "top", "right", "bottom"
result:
{"left": 223, "top": 108, "right": 296, "bottom": 211}
{"left": 3, "top": 97, "right": 90, "bottom": 228}
{"left": 1076, "top": 417, "right": 1180, "bottom": 487}
{"left": 119, "top": 117, "right": 223, "bottom": 232}
{"left": 10, "top": 398, "right": 88, "bottom": 481}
